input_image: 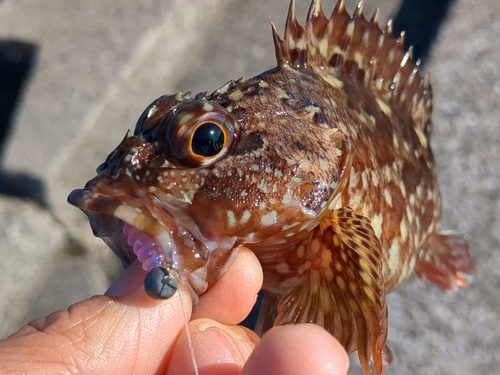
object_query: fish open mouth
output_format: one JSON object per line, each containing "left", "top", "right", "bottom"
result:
{"left": 67, "top": 186, "right": 211, "bottom": 299}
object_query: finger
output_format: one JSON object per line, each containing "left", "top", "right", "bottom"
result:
{"left": 242, "top": 324, "right": 350, "bottom": 375}
{"left": 193, "top": 247, "right": 263, "bottom": 325}
{"left": 104, "top": 260, "right": 148, "bottom": 298}
{"left": 166, "top": 318, "right": 259, "bottom": 375}
{"left": 0, "top": 261, "right": 193, "bottom": 375}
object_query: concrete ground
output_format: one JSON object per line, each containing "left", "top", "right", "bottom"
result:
{"left": 0, "top": 0, "right": 499, "bottom": 374}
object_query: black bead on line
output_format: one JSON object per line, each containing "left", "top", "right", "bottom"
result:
{"left": 144, "top": 267, "right": 178, "bottom": 299}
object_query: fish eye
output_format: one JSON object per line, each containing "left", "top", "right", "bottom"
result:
{"left": 166, "top": 100, "right": 238, "bottom": 167}
{"left": 191, "top": 122, "right": 225, "bottom": 157}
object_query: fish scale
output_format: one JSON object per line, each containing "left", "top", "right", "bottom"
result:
{"left": 68, "top": 0, "right": 474, "bottom": 374}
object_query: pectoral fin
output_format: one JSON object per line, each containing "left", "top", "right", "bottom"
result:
{"left": 274, "top": 208, "right": 387, "bottom": 375}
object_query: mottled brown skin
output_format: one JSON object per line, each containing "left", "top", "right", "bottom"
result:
{"left": 249, "top": 65, "right": 439, "bottom": 292}
{"left": 339, "top": 75, "right": 440, "bottom": 290}
{"left": 68, "top": 1, "right": 474, "bottom": 374}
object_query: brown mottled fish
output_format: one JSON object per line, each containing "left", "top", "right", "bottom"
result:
{"left": 68, "top": 0, "right": 474, "bottom": 373}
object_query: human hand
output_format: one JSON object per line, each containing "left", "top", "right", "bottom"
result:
{"left": 0, "top": 247, "right": 349, "bottom": 374}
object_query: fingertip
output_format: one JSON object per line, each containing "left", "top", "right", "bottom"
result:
{"left": 193, "top": 247, "right": 263, "bottom": 324}
{"left": 242, "top": 324, "right": 350, "bottom": 375}
{"left": 166, "top": 318, "right": 259, "bottom": 375}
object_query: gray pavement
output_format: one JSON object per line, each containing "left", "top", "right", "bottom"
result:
{"left": 0, "top": 0, "right": 499, "bottom": 374}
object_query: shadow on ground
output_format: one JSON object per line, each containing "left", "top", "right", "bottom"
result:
{"left": 0, "top": 39, "right": 46, "bottom": 206}
{"left": 393, "top": 0, "right": 456, "bottom": 63}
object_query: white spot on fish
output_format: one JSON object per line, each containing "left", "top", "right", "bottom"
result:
{"left": 349, "top": 167, "right": 358, "bottom": 188}
{"left": 416, "top": 184, "right": 423, "bottom": 198}
{"left": 384, "top": 188, "right": 393, "bottom": 206}
{"left": 228, "top": 90, "right": 244, "bottom": 100}
{"left": 388, "top": 241, "right": 401, "bottom": 272}
{"left": 371, "top": 213, "right": 383, "bottom": 238}
{"left": 275, "top": 263, "right": 290, "bottom": 273}
{"left": 282, "top": 192, "right": 293, "bottom": 205}
{"left": 203, "top": 102, "right": 214, "bottom": 112}
{"left": 261, "top": 211, "right": 277, "bottom": 226}
{"left": 362, "top": 171, "right": 368, "bottom": 190}
{"left": 178, "top": 112, "right": 194, "bottom": 124}
{"left": 240, "top": 210, "right": 252, "bottom": 225}
{"left": 258, "top": 180, "right": 268, "bottom": 193}
{"left": 400, "top": 183, "right": 407, "bottom": 198}
{"left": 409, "top": 193, "right": 416, "bottom": 206}
{"left": 400, "top": 221, "right": 408, "bottom": 241}
{"left": 181, "top": 191, "right": 192, "bottom": 204}
{"left": 383, "top": 164, "right": 393, "bottom": 182}
{"left": 226, "top": 210, "right": 237, "bottom": 228}
{"left": 376, "top": 98, "right": 392, "bottom": 116}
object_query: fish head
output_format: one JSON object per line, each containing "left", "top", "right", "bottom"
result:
{"left": 68, "top": 76, "right": 351, "bottom": 297}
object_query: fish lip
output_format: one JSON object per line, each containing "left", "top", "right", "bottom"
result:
{"left": 68, "top": 187, "right": 181, "bottom": 269}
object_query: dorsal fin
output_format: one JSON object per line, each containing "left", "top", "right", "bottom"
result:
{"left": 271, "top": 0, "right": 433, "bottom": 135}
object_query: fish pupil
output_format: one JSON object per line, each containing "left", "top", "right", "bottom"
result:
{"left": 192, "top": 123, "right": 225, "bottom": 156}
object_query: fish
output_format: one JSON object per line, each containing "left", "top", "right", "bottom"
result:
{"left": 67, "top": 0, "right": 475, "bottom": 373}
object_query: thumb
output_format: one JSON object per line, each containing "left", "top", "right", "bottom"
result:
{"left": 0, "top": 261, "right": 193, "bottom": 375}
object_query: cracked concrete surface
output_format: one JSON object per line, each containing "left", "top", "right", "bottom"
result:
{"left": 0, "top": 0, "right": 498, "bottom": 374}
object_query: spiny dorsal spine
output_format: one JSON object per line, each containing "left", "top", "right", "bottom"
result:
{"left": 272, "top": 0, "right": 432, "bottom": 135}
